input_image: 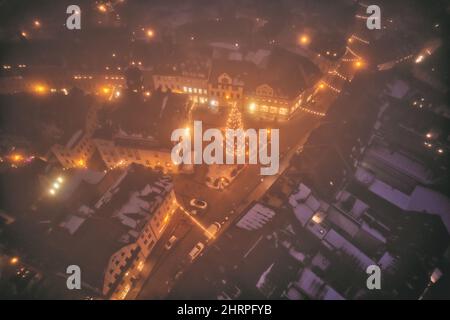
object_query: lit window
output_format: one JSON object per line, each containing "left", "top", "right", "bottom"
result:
{"left": 279, "top": 108, "right": 288, "bottom": 115}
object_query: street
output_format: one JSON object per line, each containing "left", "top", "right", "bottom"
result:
{"left": 134, "top": 112, "right": 320, "bottom": 299}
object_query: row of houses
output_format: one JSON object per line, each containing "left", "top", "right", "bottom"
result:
{"left": 51, "top": 164, "right": 178, "bottom": 299}
{"left": 152, "top": 46, "right": 322, "bottom": 121}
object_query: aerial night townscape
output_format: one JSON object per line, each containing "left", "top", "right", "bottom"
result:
{"left": 0, "top": 0, "right": 449, "bottom": 304}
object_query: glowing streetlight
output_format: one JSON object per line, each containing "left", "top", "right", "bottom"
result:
{"left": 101, "top": 86, "right": 111, "bottom": 95}
{"left": 146, "top": 29, "right": 155, "bottom": 38}
{"left": 319, "top": 83, "right": 325, "bottom": 89}
{"left": 33, "top": 84, "right": 48, "bottom": 94}
{"left": 34, "top": 20, "right": 41, "bottom": 27}
{"left": 248, "top": 102, "right": 256, "bottom": 112}
{"left": 354, "top": 60, "right": 364, "bottom": 69}
{"left": 299, "top": 35, "right": 310, "bottom": 45}
{"left": 49, "top": 188, "right": 55, "bottom": 195}
{"left": 98, "top": 4, "right": 107, "bottom": 13}
{"left": 11, "top": 153, "right": 24, "bottom": 162}
{"left": 10, "top": 257, "right": 19, "bottom": 265}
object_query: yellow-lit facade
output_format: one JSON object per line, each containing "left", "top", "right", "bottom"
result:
{"left": 104, "top": 190, "right": 177, "bottom": 300}
{"left": 92, "top": 138, "right": 179, "bottom": 174}
{"left": 152, "top": 74, "right": 209, "bottom": 104}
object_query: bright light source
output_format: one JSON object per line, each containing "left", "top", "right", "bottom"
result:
{"left": 21, "top": 31, "right": 28, "bottom": 38}
{"left": 53, "top": 182, "right": 60, "bottom": 189}
{"left": 319, "top": 83, "right": 325, "bottom": 89}
{"left": 57, "top": 177, "right": 63, "bottom": 183}
{"left": 101, "top": 86, "right": 111, "bottom": 95}
{"left": 299, "top": 35, "right": 310, "bottom": 45}
{"left": 34, "top": 20, "right": 41, "bottom": 27}
{"left": 49, "top": 188, "right": 55, "bottom": 195}
{"left": 312, "top": 213, "right": 324, "bottom": 224}
{"left": 10, "top": 257, "right": 19, "bottom": 265}
{"left": 184, "top": 127, "right": 190, "bottom": 137}
{"left": 77, "top": 159, "right": 86, "bottom": 167}
{"left": 354, "top": 60, "right": 363, "bottom": 68}
{"left": 426, "top": 133, "right": 432, "bottom": 139}
{"left": 248, "top": 102, "right": 256, "bottom": 112}
{"left": 415, "top": 55, "right": 424, "bottom": 63}
{"left": 115, "top": 90, "right": 121, "bottom": 98}
{"left": 146, "top": 29, "right": 154, "bottom": 38}
{"left": 11, "top": 154, "right": 23, "bottom": 162}
{"left": 437, "top": 148, "right": 444, "bottom": 154}
{"left": 98, "top": 4, "right": 107, "bottom": 12}
{"left": 33, "top": 84, "right": 48, "bottom": 94}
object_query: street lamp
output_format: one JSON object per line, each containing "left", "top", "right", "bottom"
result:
{"left": 354, "top": 60, "right": 364, "bottom": 69}
{"left": 33, "top": 84, "right": 48, "bottom": 94}
{"left": 146, "top": 29, "right": 155, "bottom": 38}
{"left": 98, "top": 4, "right": 107, "bottom": 13}
{"left": 299, "top": 35, "right": 310, "bottom": 45}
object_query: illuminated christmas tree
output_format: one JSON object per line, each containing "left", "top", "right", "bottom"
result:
{"left": 225, "top": 102, "right": 244, "bottom": 157}
{"left": 226, "top": 102, "right": 243, "bottom": 130}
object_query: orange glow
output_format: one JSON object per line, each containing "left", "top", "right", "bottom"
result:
{"left": 10, "top": 257, "right": 19, "bottom": 265}
{"left": 98, "top": 4, "right": 107, "bottom": 12}
{"left": 34, "top": 20, "right": 41, "bottom": 27}
{"left": 299, "top": 35, "right": 310, "bottom": 45}
{"left": 33, "top": 84, "right": 48, "bottom": 94}
{"left": 146, "top": 29, "right": 154, "bottom": 38}
{"left": 76, "top": 159, "right": 86, "bottom": 167}
{"left": 21, "top": 31, "right": 28, "bottom": 38}
{"left": 319, "top": 83, "right": 325, "bottom": 89}
{"left": 354, "top": 60, "right": 364, "bottom": 68}
{"left": 100, "top": 86, "right": 111, "bottom": 95}
{"left": 11, "top": 153, "right": 24, "bottom": 162}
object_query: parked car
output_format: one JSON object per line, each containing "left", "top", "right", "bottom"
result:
{"left": 165, "top": 235, "right": 178, "bottom": 250}
{"left": 190, "top": 198, "right": 208, "bottom": 210}
{"left": 204, "top": 222, "right": 221, "bottom": 239}
{"left": 188, "top": 242, "right": 205, "bottom": 261}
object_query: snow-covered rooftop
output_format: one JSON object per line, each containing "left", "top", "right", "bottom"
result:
{"left": 323, "top": 229, "right": 376, "bottom": 270}
{"left": 294, "top": 268, "right": 344, "bottom": 300}
{"left": 236, "top": 203, "right": 276, "bottom": 231}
